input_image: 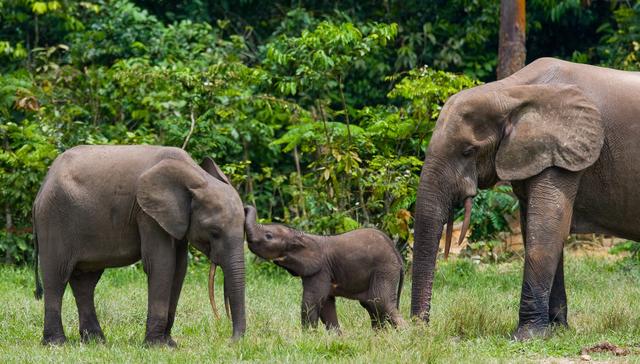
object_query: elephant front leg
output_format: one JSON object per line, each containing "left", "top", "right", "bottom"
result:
{"left": 139, "top": 214, "right": 178, "bottom": 347}
{"left": 548, "top": 251, "right": 568, "bottom": 327}
{"left": 513, "top": 186, "right": 568, "bottom": 331}
{"left": 164, "top": 240, "right": 188, "bottom": 347}
{"left": 319, "top": 296, "right": 341, "bottom": 333}
{"left": 513, "top": 168, "right": 579, "bottom": 341}
{"left": 300, "top": 274, "right": 331, "bottom": 329}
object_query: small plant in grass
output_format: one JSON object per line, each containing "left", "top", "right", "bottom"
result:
{"left": 609, "top": 240, "right": 640, "bottom": 277}
{"left": 609, "top": 240, "right": 640, "bottom": 259}
{"left": 458, "top": 185, "right": 519, "bottom": 262}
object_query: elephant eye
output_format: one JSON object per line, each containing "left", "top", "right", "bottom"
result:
{"left": 265, "top": 232, "right": 273, "bottom": 240}
{"left": 462, "top": 146, "right": 476, "bottom": 157}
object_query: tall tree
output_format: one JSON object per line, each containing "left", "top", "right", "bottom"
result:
{"left": 497, "top": 0, "right": 526, "bottom": 79}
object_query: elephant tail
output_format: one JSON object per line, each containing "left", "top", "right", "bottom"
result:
{"left": 396, "top": 265, "right": 404, "bottom": 310}
{"left": 33, "top": 210, "right": 43, "bottom": 300}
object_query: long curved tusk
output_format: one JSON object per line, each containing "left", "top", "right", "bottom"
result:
{"left": 444, "top": 209, "right": 454, "bottom": 260}
{"left": 224, "top": 294, "right": 231, "bottom": 319}
{"left": 457, "top": 197, "right": 473, "bottom": 246}
{"left": 208, "top": 264, "right": 221, "bottom": 320}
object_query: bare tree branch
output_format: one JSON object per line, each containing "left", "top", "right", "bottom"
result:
{"left": 182, "top": 108, "right": 196, "bottom": 150}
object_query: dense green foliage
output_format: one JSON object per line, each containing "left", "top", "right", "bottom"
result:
{"left": 1, "top": 0, "right": 639, "bottom": 264}
{"left": 1, "top": 256, "right": 640, "bottom": 361}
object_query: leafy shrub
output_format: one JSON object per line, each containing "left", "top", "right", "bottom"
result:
{"left": 1, "top": 0, "right": 634, "bottom": 267}
{"left": 598, "top": 1, "right": 640, "bottom": 70}
{"left": 460, "top": 186, "right": 519, "bottom": 262}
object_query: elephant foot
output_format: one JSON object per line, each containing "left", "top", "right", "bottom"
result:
{"left": 80, "top": 329, "right": 106, "bottom": 344}
{"left": 549, "top": 313, "right": 568, "bottom": 328}
{"left": 42, "top": 334, "right": 67, "bottom": 346}
{"left": 231, "top": 333, "right": 244, "bottom": 342}
{"left": 549, "top": 318, "right": 568, "bottom": 329}
{"left": 144, "top": 335, "right": 177, "bottom": 348}
{"left": 511, "top": 325, "right": 550, "bottom": 341}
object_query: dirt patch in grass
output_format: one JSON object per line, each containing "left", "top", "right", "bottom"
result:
{"left": 580, "top": 341, "right": 630, "bottom": 356}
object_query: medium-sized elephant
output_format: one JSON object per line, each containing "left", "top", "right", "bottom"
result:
{"left": 244, "top": 205, "right": 405, "bottom": 331}
{"left": 33, "top": 145, "right": 246, "bottom": 346}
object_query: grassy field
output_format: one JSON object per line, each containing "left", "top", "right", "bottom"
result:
{"left": 1, "top": 253, "right": 639, "bottom": 363}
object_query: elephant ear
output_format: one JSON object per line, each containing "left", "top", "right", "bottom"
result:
{"left": 495, "top": 84, "right": 604, "bottom": 181}
{"left": 200, "top": 157, "right": 230, "bottom": 185}
{"left": 281, "top": 234, "right": 323, "bottom": 277}
{"left": 136, "top": 159, "right": 206, "bottom": 239}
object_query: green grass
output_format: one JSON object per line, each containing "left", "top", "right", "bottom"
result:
{"left": 1, "top": 254, "right": 639, "bottom": 363}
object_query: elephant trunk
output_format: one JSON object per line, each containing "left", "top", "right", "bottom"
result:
{"left": 244, "top": 205, "right": 260, "bottom": 242}
{"left": 411, "top": 160, "right": 454, "bottom": 322}
{"left": 222, "top": 243, "right": 246, "bottom": 340}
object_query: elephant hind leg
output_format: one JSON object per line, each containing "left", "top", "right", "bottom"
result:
{"left": 361, "top": 299, "right": 404, "bottom": 330}
{"left": 41, "top": 262, "right": 72, "bottom": 345}
{"left": 365, "top": 271, "right": 405, "bottom": 329}
{"left": 384, "top": 306, "right": 405, "bottom": 328}
{"left": 69, "top": 269, "right": 105, "bottom": 343}
{"left": 360, "top": 300, "right": 383, "bottom": 329}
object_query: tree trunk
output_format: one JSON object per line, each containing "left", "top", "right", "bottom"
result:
{"left": 497, "top": 0, "right": 526, "bottom": 80}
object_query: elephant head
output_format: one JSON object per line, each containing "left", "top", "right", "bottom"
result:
{"left": 136, "top": 157, "right": 246, "bottom": 339}
{"left": 244, "top": 205, "right": 323, "bottom": 277}
{"left": 411, "top": 82, "right": 604, "bottom": 321}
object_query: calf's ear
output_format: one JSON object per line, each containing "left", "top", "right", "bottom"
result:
{"left": 282, "top": 235, "right": 323, "bottom": 276}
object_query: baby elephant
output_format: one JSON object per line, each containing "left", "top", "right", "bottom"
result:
{"left": 244, "top": 205, "right": 405, "bottom": 331}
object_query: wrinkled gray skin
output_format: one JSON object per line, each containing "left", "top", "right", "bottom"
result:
{"left": 244, "top": 206, "right": 405, "bottom": 331}
{"left": 411, "top": 57, "right": 640, "bottom": 340}
{"left": 33, "top": 145, "right": 246, "bottom": 346}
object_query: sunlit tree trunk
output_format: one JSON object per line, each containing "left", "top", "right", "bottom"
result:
{"left": 497, "top": 0, "right": 526, "bottom": 79}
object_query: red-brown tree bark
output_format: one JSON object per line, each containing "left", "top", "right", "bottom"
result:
{"left": 497, "top": 0, "right": 526, "bottom": 80}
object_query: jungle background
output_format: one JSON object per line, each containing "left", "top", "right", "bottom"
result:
{"left": 1, "top": 0, "right": 639, "bottom": 267}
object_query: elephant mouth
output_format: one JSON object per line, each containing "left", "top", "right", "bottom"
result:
{"left": 443, "top": 196, "right": 473, "bottom": 259}
{"left": 247, "top": 244, "right": 283, "bottom": 262}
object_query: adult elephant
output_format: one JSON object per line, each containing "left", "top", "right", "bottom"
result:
{"left": 34, "top": 145, "right": 245, "bottom": 346}
{"left": 411, "top": 58, "right": 640, "bottom": 339}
